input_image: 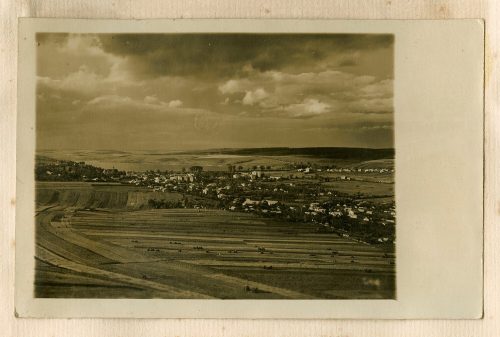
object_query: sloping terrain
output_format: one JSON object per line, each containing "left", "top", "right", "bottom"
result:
{"left": 35, "top": 183, "right": 395, "bottom": 299}
{"left": 36, "top": 182, "right": 182, "bottom": 210}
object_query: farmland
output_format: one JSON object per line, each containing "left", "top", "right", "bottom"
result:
{"left": 35, "top": 182, "right": 395, "bottom": 299}
{"left": 37, "top": 148, "right": 394, "bottom": 173}
{"left": 34, "top": 147, "right": 396, "bottom": 299}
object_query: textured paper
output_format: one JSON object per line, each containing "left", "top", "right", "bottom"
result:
{"left": 16, "top": 18, "right": 483, "bottom": 319}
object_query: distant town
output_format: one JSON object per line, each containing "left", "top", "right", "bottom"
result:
{"left": 36, "top": 157, "right": 396, "bottom": 247}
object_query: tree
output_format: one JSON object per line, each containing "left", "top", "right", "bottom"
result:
{"left": 190, "top": 165, "right": 203, "bottom": 173}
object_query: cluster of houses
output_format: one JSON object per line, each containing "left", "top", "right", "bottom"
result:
{"left": 38, "top": 158, "right": 396, "bottom": 245}
{"left": 36, "top": 158, "right": 126, "bottom": 182}
{"left": 127, "top": 173, "right": 196, "bottom": 192}
{"left": 306, "top": 201, "right": 394, "bottom": 223}
{"left": 297, "top": 167, "right": 393, "bottom": 174}
{"left": 231, "top": 170, "right": 263, "bottom": 179}
{"left": 326, "top": 167, "right": 394, "bottom": 173}
{"left": 228, "top": 198, "right": 282, "bottom": 214}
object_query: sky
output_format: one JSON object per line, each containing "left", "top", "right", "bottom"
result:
{"left": 36, "top": 33, "right": 394, "bottom": 151}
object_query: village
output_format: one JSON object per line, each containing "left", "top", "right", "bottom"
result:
{"left": 36, "top": 158, "right": 395, "bottom": 247}
{"left": 140, "top": 166, "right": 395, "bottom": 246}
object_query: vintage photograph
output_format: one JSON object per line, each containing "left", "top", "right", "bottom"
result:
{"left": 34, "top": 33, "right": 396, "bottom": 299}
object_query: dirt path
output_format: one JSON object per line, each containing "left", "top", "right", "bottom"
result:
{"left": 35, "top": 207, "right": 313, "bottom": 298}
{"left": 36, "top": 245, "right": 211, "bottom": 298}
{"left": 36, "top": 208, "right": 213, "bottom": 298}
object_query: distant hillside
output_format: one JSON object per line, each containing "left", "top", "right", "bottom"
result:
{"left": 36, "top": 155, "right": 60, "bottom": 164}
{"left": 351, "top": 159, "right": 395, "bottom": 169}
{"left": 195, "top": 147, "right": 394, "bottom": 160}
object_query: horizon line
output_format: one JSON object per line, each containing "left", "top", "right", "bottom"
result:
{"left": 36, "top": 146, "right": 395, "bottom": 152}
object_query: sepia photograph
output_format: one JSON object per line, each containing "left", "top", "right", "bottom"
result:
{"left": 33, "top": 32, "right": 396, "bottom": 300}
{"left": 15, "top": 18, "right": 484, "bottom": 319}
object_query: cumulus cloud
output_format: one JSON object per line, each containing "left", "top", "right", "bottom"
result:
{"left": 38, "top": 66, "right": 102, "bottom": 95}
{"left": 242, "top": 88, "right": 269, "bottom": 106}
{"left": 216, "top": 69, "right": 393, "bottom": 118}
{"left": 36, "top": 33, "right": 141, "bottom": 101}
{"left": 218, "top": 79, "right": 251, "bottom": 94}
{"left": 282, "top": 98, "right": 331, "bottom": 118}
{"left": 168, "top": 100, "right": 183, "bottom": 108}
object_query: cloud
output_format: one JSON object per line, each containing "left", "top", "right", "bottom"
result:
{"left": 281, "top": 98, "right": 331, "bottom": 118}
{"left": 216, "top": 69, "right": 393, "bottom": 117}
{"left": 61, "top": 34, "right": 108, "bottom": 58}
{"left": 218, "top": 79, "right": 251, "bottom": 94}
{"left": 144, "top": 95, "right": 161, "bottom": 105}
{"left": 98, "top": 34, "right": 393, "bottom": 78}
{"left": 38, "top": 63, "right": 140, "bottom": 97}
{"left": 37, "top": 33, "right": 132, "bottom": 81}
{"left": 242, "top": 88, "right": 269, "bottom": 106}
{"left": 359, "top": 79, "right": 393, "bottom": 98}
{"left": 36, "top": 33, "right": 394, "bottom": 150}
{"left": 37, "top": 33, "right": 140, "bottom": 98}
{"left": 38, "top": 66, "right": 101, "bottom": 95}
{"left": 86, "top": 94, "right": 167, "bottom": 111}
{"left": 143, "top": 96, "right": 183, "bottom": 108}
{"left": 348, "top": 97, "right": 393, "bottom": 114}
{"left": 218, "top": 70, "right": 382, "bottom": 103}
{"left": 168, "top": 100, "right": 183, "bottom": 108}
{"left": 88, "top": 94, "right": 133, "bottom": 106}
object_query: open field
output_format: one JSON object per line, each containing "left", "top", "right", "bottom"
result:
{"left": 35, "top": 183, "right": 395, "bottom": 299}
{"left": 36, "top": 182, "right": 183, "bottom": 209}
{"left": 323, "top": 180, "right": 394, "bottom": 196}
{"left": 37, "top": 149, "right": 394, "bottom": 172}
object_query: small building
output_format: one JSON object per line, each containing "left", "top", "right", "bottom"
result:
{"left": 242, "top": 198, "right": 259, "bottom": 206}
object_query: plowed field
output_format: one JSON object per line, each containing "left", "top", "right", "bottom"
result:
{"left": 35, "top": 182, "right": 395, "bottom": 299}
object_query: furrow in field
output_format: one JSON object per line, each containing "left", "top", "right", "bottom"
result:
{"left": 179, "top": 259, "right": 394, "bottom": 272}
{"left": 36, "top": 245, "right": 213, "bottom": 299}
{"left": 76, "top": 231, "right": 360, "bottom": 246}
